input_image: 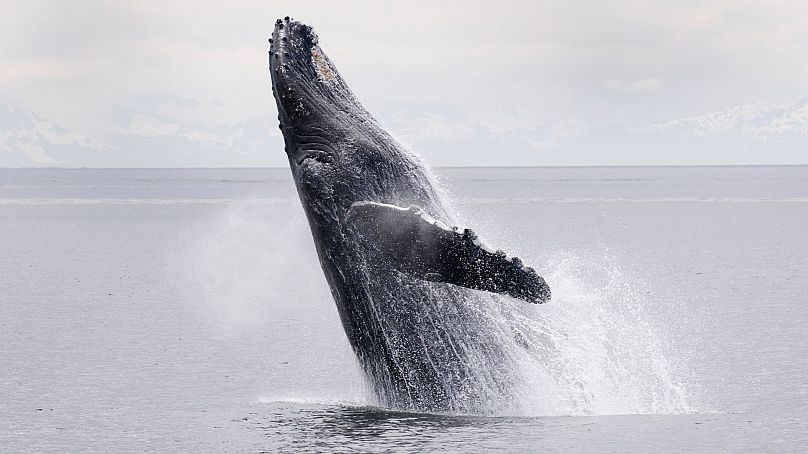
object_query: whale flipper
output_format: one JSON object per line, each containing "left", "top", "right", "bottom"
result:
{"left": 347, "top": 201, "right": 551, "bottom": 304}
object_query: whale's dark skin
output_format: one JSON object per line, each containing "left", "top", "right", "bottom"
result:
{"left": 269, "top": 17, "right": 550, "bottom": 413}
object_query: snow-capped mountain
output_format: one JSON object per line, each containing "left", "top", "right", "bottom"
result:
{"left": 0, "top": 102, "right": 114, "bottom": 166}
{"left": 0, "top": 101, "right": 280, "bottom": 167}
{"left": 637, "top": 99, "right": 808, "bottom": 140}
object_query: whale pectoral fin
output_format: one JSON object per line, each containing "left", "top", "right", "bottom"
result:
{"left": 346, "top": 201, "right": 551, "bottom": 304}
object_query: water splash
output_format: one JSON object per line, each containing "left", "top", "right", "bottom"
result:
{"left": 176, "top": 196, "right": 691, "bottom": 417}
{"left": 488, "top": 251, "right": 692, "bottom": 416}
{"left": 171, "top": 198, "right": 342, "bottom": 342}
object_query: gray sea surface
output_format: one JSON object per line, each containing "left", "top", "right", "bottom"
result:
{"left": 1, "top": 166, "right": 806, "bottom": 452}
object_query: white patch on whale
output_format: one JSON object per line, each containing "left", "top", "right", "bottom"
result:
{"left": 311, "top": 47, "right": 336, "bottom": 82}
{"left": 350, "top": 201, "right": 454, "bottom": 232}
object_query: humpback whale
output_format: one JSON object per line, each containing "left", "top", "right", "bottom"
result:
{"left": 269, "top": 17, "right": 550, "bottom": 413}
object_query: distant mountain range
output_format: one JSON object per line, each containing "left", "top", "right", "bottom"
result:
{"left": 2, "top": 98, "right": 806, "bottom": 167}
{"left": 0, "top": 102, "right": 114, "bottom": 166}
{"left": 0, "top": 101, "right": 277, "bottom": 167}
{"left": 637, "top": 99, "right": 808, "bottom": 140}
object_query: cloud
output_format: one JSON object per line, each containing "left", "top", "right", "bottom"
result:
{"left": 391, "top": 113, "right": 475, "bottom": 143}
{"left": 466, "top": 110, "right": 544, "bottom": 136}
{"left": 127, "top": 113, "right": 180, "bottom": 137}
{"left": 124, "top": 112, "right": 267, "bottom": 149}
{"left": 603, "top": 78, "right": 665, "bottom": 94}
{"left": 384, "top": 107, "right": 584, "bottom": 166}
{"left": 0, "top": 59, "right": 106, "bottom": 83}
{"left": 1, "top": 1, "right": 807, "bottom": 167}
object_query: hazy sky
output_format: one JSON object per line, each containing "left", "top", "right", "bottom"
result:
{"left": 1, "top": 0, "right": 806, "bottom": 167}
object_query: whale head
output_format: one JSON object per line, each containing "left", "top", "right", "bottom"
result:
{"left": 270, "top": 18, "right": 363, "bottom": 169}
{"left": 269, "top": 17, "right": 442, "bottom": 227}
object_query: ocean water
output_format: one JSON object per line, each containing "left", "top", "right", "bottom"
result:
{"left": 1, "top": 166, "right": 806, "bottom": 452}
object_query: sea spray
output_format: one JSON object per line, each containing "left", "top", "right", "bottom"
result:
{"left": 503, "top": 252, "right": 692, "bottom": 416}
{"left": 176, "top": 193, "right": 691, "bottom": 416}
{"left": 432, "top": 170, "right": 691, "bottom": 416}
{"left": 174, "top": 199, "right": 319, "bottom": 335}
{"left": 172, "top": 197, "right": 370, "bottom": 403}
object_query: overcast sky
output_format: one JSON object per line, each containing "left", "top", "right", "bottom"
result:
{"left": 1, "top": 0, "right": 806, "bottom": 167}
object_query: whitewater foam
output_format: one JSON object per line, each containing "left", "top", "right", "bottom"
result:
{"left": 506, "top": 252, "right": 692, "bottom": 416}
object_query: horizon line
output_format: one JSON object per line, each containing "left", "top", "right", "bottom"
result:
{"left": 1, "top": 163, "right": 807, "bottom": 171}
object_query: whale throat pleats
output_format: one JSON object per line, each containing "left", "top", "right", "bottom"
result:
{"left": 347, "top": 201, "right": 551, "bottom": 304}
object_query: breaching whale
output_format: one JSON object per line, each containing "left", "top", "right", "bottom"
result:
{"left": 269, "top": 17, "right": 550, "bottom": 413}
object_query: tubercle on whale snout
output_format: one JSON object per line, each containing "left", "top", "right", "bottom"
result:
{"left": 269, "top": 18, "right": 319, "bottom": 76}
{"left": 270, "top": 18, "right": 374, "bottom": 147}
{"left": 272, "top": 16, "right": 317, "bottom": 43}
{"left": 269, "top": 21, "right": 337, "bottom": 133}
